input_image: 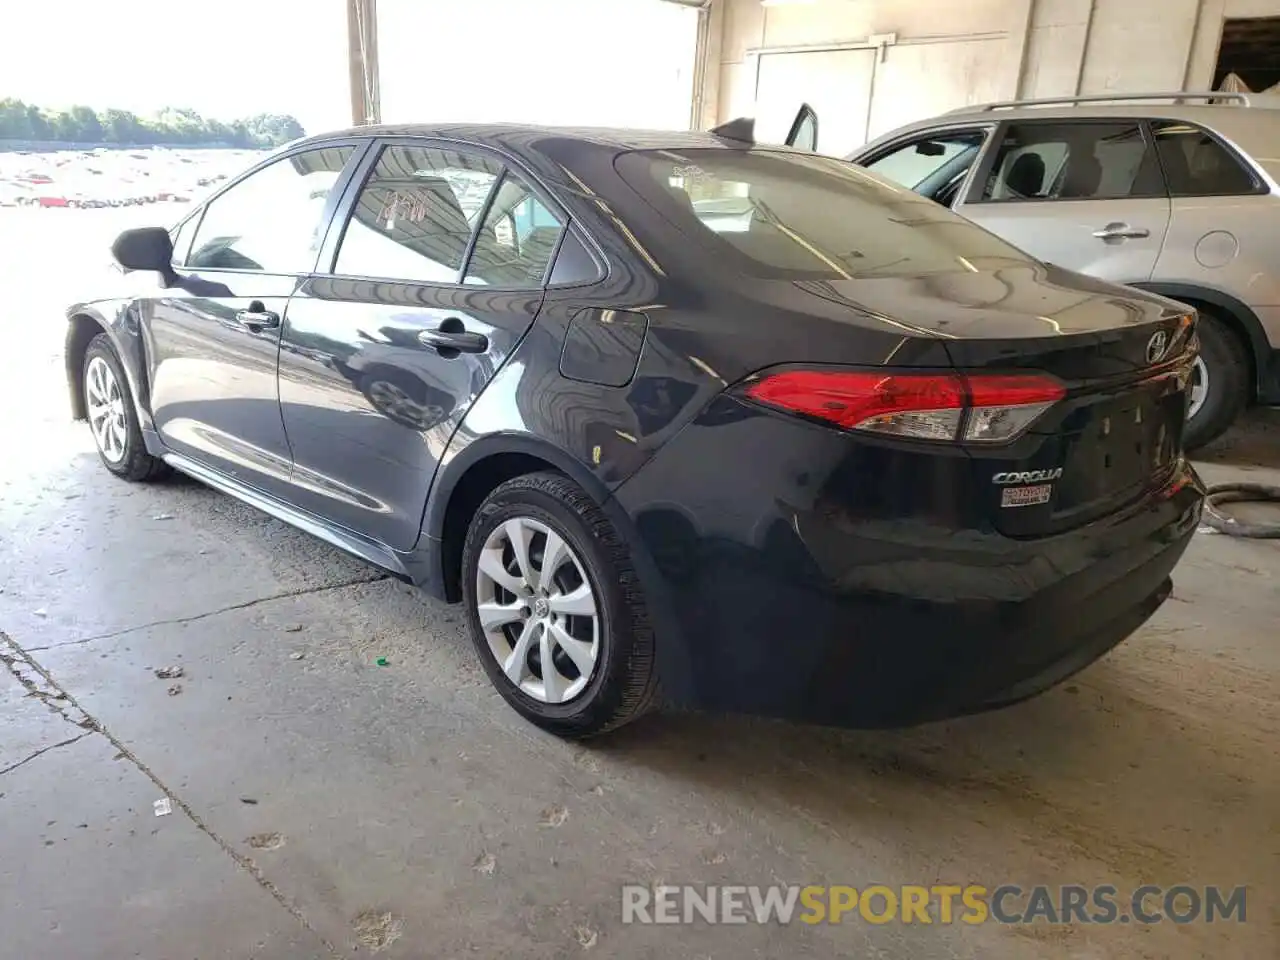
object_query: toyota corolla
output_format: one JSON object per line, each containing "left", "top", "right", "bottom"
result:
{"left": 64, "top": 121, "right": 1204, "bottom": 737}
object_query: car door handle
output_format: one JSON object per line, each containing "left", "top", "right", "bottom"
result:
{"left": 1092, "top": 223, "right": 1151, "bottom": 241}
{"left": 418, "top": 320, "right": 488, "bottom": 354}
{"left": 235, "top": 305, "right": 280, "bottom": 330}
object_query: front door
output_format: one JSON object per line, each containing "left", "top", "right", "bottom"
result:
{"left": 278, "top": 141, "right": 567, "bottom": 549}
{"left": 147, "top": 144, "right": 360, "bottom": 495}
{"left": 954, "top": 119, "right": 1171, "bottom": 285}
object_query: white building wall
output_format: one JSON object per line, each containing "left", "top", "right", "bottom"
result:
{"left": 377, "top": 0, "right": 699, "bottom": 128}
{"left": 713, "top": 0, "right": 1280, "bottom": 153}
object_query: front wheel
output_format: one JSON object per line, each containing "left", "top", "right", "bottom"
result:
{"left": 461, "top": 472, "right": 657, "bottom": 737}
{"left": 83, "top": 334, "right": 168, "bottom": 481}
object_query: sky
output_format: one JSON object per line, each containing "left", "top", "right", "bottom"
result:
{"left": 1, "top": 0, "right": 698, "bottom": 135}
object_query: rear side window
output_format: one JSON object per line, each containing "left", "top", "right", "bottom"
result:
{"left": 549, "top": 229, "right": 600, "bottom": 285}
{"left": 978, "top": 122, "right": 1163, "bottom": 202}
{"left": 334, "top": 145, "right": 502, "bottom": 283}
{"left": 464, "top": 173, "right": 564, "bottom": 286}
{"left": 616, "top": 149, "right": 1032, "bottom": 281}
{"left": 1151, "top": 121, "right": 1258, "bottom": 197}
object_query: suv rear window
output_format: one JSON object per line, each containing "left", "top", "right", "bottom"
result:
{"left": 616, "top": 149, "right": 1032, "bottom": 280}
{"left": 1151, "top": 121, "right": 1259, "bottom": 197}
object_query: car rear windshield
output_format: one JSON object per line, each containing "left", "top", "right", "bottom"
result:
{"left": 615, "top": 148, "right": 1034, "bottom": 280}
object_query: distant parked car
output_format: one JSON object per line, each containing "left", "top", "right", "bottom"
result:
{"left": 837, "top": 92, "right": 1280, "bottom": 448}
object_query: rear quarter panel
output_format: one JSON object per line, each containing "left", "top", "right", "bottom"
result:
{"left": 1154, "top": 193, "right": 1280, "bottom": 320}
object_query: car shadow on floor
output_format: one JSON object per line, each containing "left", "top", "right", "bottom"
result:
{"left": 1194, "top": 406, "right": 1280, "bottom": 470}
{"left": 583, "top": 649, "right": 1272, "bottom": 894}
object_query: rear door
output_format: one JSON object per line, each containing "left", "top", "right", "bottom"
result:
{"left": 954, "top": 119, "right": 1172, "bottom": 284}
{"left": 147, "top": 143, "right": 360, "bottom": 496}
{"left": 277, "top": 140, "right": 568, "bottom": 549}
{"left": 1149, "top": 118, "right": 1276, "bottom": 287}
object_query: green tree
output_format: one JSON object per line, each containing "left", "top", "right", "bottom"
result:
{"left": 25, "top": 104, "right": 50, "bottom": 139}
{"left": 0, "top": 98, "right": 305, "bottom": 146}
{"left": 241, "top": 113, "right": 306, "bottom": 148}
{"left": 47, "top": 110, "right": 78, "bottom": 140}
{"left": 0, "top": 98, "right": 33, "bottom": 139}
{"left": 102, "top": 108, "right": 141, "bottom": 144}
{"left": 69, "top": 104, "right": 103, "bottom": 142}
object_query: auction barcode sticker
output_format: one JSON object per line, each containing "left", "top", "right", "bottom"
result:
{"left": 1001, "top": 483, "right": 1053, "bottom": 508}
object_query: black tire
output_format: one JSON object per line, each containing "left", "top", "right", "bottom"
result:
{"left": 1185, "top": 311, "right": 1250, "bottom": 451}
{"left": 83, "top": 334, "right": 168, "bottom": 482}
{"left": 461, "top": 471, "right": 657, "bottom": 738}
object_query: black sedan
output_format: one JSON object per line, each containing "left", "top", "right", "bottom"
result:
{"left": 64, "top": 122, "right": 1204, "bottom": 737}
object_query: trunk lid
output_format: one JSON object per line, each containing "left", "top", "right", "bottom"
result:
{"left": 806, "top": 264, "right": 1196, "bottom": 537}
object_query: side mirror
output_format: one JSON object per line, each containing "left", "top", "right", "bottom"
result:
{"left": 111, "top": 227, "right": 174, "bottom": 274}
{"left": 915, "top": 141, "right": 947, "bottom": 157}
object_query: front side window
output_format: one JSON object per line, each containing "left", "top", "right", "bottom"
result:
{"left": 617, "top": 149, "right": 1032, "bottom": 281}
{"left": 186, "top": 146, "right": 354, "bottom": 273}
{"left": 333, "top": 145, "right": 502, "bottom": 283}
{"left": 1151, "top": 121, "right": 1258, "bottom": 196}
{"left": 864, "top": 130, "right": 987, "bottom": 203}
{"left": 170, "top": 213, "right": 198, "bottom": 265}
{"left": 464, "top": 173, "right": 564, "bottom": 286}
{"left": 979, "top": 122, "right": 1163, "bottom": 202}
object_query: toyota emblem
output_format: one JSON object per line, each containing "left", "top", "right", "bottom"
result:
{"left": 1145, "top": 330, "right": 1169, "bottom": 364}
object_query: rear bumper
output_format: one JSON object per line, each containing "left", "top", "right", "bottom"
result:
{"left": 615, "top": 400, "right": 1204, "bottom": 727}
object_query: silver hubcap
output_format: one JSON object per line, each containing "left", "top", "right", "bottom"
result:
{"left": 86, "top": 356, "right": 127, "bottom": 463}
{"left": 1188, "top": 356, "right": 1209, "bottom": 420}
{"left": 474, "top": 516, "right": 600, "bottom": 704}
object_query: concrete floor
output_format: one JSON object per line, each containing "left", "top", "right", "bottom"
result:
{"left": 2, "top": 210, "right": 1277, "bottom": 958}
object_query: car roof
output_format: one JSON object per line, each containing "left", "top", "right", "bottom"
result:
{"left": 868, "top": 96, "right": 1280, "bottom": 157}
{"left": 294, "top": 123, "right": 751, "bottom": 155}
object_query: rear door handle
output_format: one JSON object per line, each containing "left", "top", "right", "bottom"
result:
{"left": 418, "top": 319, "right": 488, "bottom": 354}
{"left": 1092, "top": 222, "right": 1151, "bottom": 242}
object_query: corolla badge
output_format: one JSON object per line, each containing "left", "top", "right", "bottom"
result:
{"left": 1146, "top": 330, "right": 1170, "bottom": 364}
{"left": 992, "top": 468, "right": 1063, "bottom": 484}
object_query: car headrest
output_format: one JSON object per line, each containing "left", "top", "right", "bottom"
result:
{"left": 1005, "top": 153, "right": 1046, "bottom": 198}
{"left": 1060, "top": 152, "right": 1103, "bottom": 199}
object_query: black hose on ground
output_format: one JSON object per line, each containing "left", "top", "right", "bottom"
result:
{"left": 1201, "top": 482, "right": 1280, "bottom": 539}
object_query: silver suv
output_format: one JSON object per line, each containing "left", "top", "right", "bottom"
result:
{"left": 843, "top": 92, "right": 1280, "bottom": 449}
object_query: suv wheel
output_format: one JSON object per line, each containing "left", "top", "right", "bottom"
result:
{"left": 1185, "top": 311, "right": 1249, "bottom": 451}
{"left": 461, "top": 472, "right": 657, "bottom": 737}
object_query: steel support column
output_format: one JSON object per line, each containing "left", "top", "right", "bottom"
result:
{"left": 348, "top": 0, "right": 380, "bottom": 125}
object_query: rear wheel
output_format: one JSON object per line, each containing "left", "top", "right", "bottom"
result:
{"left": 461, "top": 472, "right": 657, "bottom": 737}
{"left": 1184, "top": 311, "right": 1249, "bottom": 451}
{"left": 83, "top": 334, "right": 167, "bottom": 481}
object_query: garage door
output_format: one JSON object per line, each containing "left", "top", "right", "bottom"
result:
{"left": 754, "top": 49, "right": 876, "bottom": 157}
{"left": 866, "top": 38, "right": 1007, "bottom": 142}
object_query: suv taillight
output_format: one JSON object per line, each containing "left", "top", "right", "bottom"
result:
{"left": 740, "top": 369, "right": 1065, "bottom": 443}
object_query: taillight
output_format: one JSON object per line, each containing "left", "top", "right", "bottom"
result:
{"left": 741, "top": 369, "right": 1065, "bottom": 443}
